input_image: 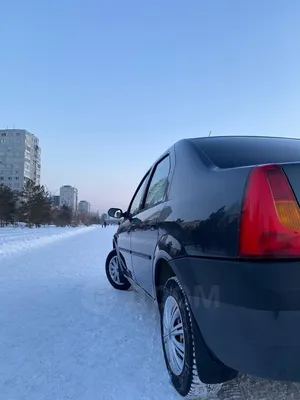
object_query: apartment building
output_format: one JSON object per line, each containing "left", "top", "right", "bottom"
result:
{"left": 0, "top": 129, "right": 41, "bottom": 190}
{"left": 48, "top": 195, "right": 60, "bottom": 207}
{"left": 59, "top": 185, "right": 78, "bottom": 212}
{"left": 78, "top": 200, "right": 91, "bottom": 214}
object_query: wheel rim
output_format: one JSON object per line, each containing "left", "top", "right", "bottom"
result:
{"left": 163, "top": 295, "right": 185, "bottom": 376}
{"left": 108, "top": 256, "right": 123, "bottom": 285}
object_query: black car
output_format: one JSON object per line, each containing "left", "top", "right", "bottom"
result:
{"left": 105, "top": 135, "right": 300, "bottom": 398}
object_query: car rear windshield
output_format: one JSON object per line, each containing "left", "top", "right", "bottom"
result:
{"left": 193, "top": 136, "right": 300, "bottom": 168}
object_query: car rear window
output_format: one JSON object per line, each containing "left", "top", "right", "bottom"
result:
{"left": 193, "top": 136, "right": 300, "bottom": 168}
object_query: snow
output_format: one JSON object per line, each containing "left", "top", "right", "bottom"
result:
{"left": 0, "top": 226, "right": 299, "bottom": 399}
{"left": 0, "top": 226, "right": 97, "bottom": 257}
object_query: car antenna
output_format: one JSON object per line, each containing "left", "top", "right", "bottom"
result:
{"left": 208, "top": 130, "right": 212, "bottom": 137}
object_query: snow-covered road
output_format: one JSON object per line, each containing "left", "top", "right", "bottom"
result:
{"left": 0, "top": 226, "right": 300, "bottom": 399}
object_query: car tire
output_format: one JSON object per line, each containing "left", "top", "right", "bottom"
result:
{"left": 160, "top": 276, "right": 222, "bottom": 398}
{"left": 105, "top": 250, "right": 131, "bottom": 291}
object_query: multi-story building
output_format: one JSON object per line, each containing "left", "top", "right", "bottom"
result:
{"left": 0, "top": 129, "right": 41, "bottom": 190}
{"left": 59, "top": 185, "right": 78, "bottom": 212}
{"left": 52, "top": 195, "right": 60, "bottom": 207}
{"left": 49, "top": 195, "right": 60, "bottom": 207}
{"left": 78, "top": 200, "right": 91, "bottom": 214}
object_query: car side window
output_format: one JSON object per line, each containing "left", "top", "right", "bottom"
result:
{"left": 144, "top": 156, "right": 170, "bottom": 209}
{"left": 128, "top": 172, "right": 150, "bottom": 216}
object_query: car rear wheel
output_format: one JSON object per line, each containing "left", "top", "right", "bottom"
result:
{"left": 160, "top": 276, "right": 222, "bottom": 398}
{"left": 105, "top": 250, "right": 131, "bottom": 291}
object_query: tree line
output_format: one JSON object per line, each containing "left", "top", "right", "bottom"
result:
{"left": 0, "top": 181, "right": 101, "bottom": 228}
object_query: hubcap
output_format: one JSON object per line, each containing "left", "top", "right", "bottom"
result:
{"left": 163, "top": 295, "right": 185, "bottom": 375}
{"left": 108, "top": 256, "right": 123, "bottom": 285}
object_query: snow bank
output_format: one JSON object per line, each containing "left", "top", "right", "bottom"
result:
{"left": 0, "top": 226, "right": 97, "bottom": 257}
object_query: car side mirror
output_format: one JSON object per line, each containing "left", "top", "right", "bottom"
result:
{"left": 108, "top": 208, "right": 123, "bottom": 219}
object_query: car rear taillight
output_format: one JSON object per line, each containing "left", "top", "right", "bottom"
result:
{"left": 239, "top": 164, "right": 300, "bottom": 258}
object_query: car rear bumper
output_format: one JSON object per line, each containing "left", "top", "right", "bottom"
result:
{"left": 170, "top": 256, "right": 300, "bottom": 382}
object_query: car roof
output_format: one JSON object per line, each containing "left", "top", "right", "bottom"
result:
{"left": 188, "top": 135, "right": 300, "bottom": 143}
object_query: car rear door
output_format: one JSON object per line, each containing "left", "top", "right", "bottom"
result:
{"left": 130, "top": 154, "right": 172, "bottom": 297}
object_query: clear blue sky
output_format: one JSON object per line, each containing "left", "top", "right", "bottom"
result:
{"left": 1, "top": 0, "right": 300, "bottom": 212}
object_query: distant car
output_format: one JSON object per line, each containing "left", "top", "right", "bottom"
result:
{"left": 105, "top": 136, "right": 300, "bottom": 398}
